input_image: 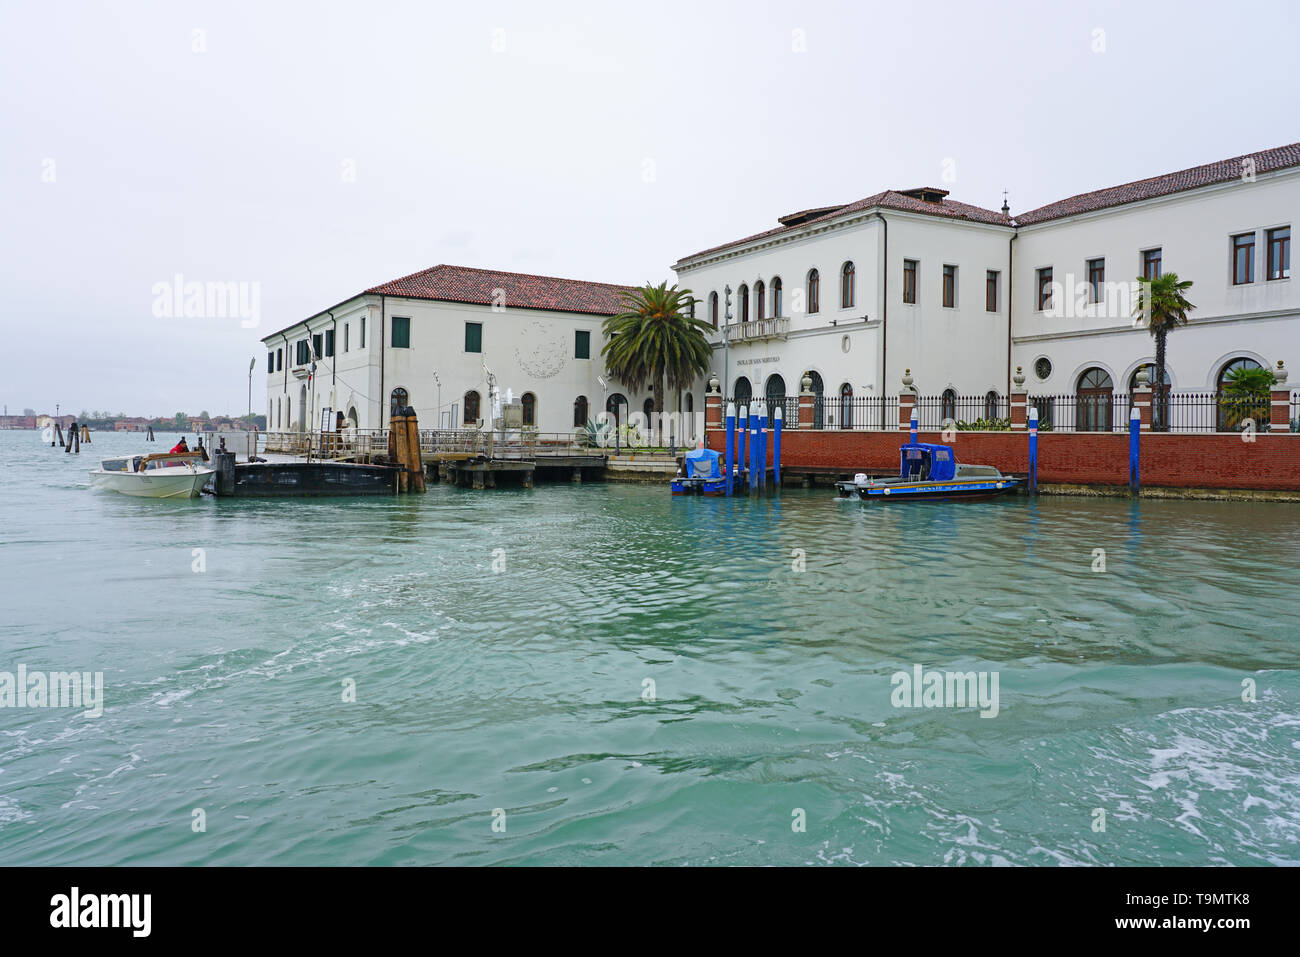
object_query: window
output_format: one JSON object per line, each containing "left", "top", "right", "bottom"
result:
{"left": 1036, "top": 267, "right": 1053, "bottom": 310}
{"left": 391, "top": 317, "right": 410, "bottom": 348}
{"left": 772, "top": 277, "right": 782, "bottom": 317}
{"left": 1034, "top": 357, "right": 1052, "bottom": 381}
{"left": 573, "top": 395, "right": 588, "bottom": 427}
{"left": 1267, "top": 226, "right": 1290, "bottom": 280}
{"left": 1087, "top": 258, "right": 1105, "bottom": 303}
{"left": 344, "top": 323, "right": 350, "bottom": 352}
{"left": 267, "top": 351, "right": 274, "bottom": 373}
{"left": 986, "top": 270, "right": 999, "bottom": 312}
{"left": 390, "top": 387, "right": 408, "bottom": 418}
{"left": 522, "top": 392, "right": 536, "bottom": 427}
{"left": 311, "top": 333, "right": 323, "bottom": 360}
{"left": 839, "top": 383, "right": 853, "bottom": 429}
{"left": 1231, "top": 233, "right": 1255, "bottom": 285}
{"left": 1142, "top": 248, "right": 1162, "bottom": 280}
{"left": 709, "top": 292, "right": 719, "bottom": 329}
{"left": 296, "top": 339, "right": 310, "bottom": 365}
{"left": 606, "top": 392, "right": 627, "bottom": 424}
{"left": 733, "top": 376, "right": 752, "bottom": 408}
{"left": 942, "top": 265, "right": 956, "bottom": 308}
{"left": 755, "top": 280, "right": 766, "bottom": 320}
{"left": 1216, "top": 357, "right": 1264, "bottom": 431}
{"left": 738, "top": 284, "right": 749, "bottom": 322}
{"left": 276, "top": 348, "right": 282, "bottom": 371}
{"left": 941, "top": 389, "right": 957, "bottom": 422}
{"left": 360, "top": 316, "right": 366, "bottom": 348}
{"left": 324, "top": 329, "right": 335, "bottom": 357}
{"left": 807, "top": 269, "right": 820, "bottom": 314}
{"left": 1076, "top": 367, "right": 1114, "bottom": 432}
{"left": 903, "top": 260, "right": 917, "bottom": 304}
{"left": 465, "top": 321, "right": 483, "bottom": 353}
{"left": 841, "top": 261, "right": 855, "bottom": 308}
{"left": 575, "top": 330, "right": 591, "bottom": 359}
{"left": 463, "top": 390, "right": 480, "bottom": 424}
{"left": 984, "top": 391, "right": 1000, "bottom": 421}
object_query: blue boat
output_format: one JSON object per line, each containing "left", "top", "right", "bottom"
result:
{"left": 671, "top": 446, "right": 727, "bottom": 496}
{"left": 835, "top": 442, "right": 1020, "bottom": 501}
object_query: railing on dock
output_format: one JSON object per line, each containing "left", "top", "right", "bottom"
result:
{"left": 263, "top": 429, "right": 607, "bottom": 460}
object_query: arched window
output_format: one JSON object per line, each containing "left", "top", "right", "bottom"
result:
{"left": 755, "top": 280, "right": 766, "bottom": 320}
{"left": 463, "top": 390, "right": 481, "bottom": 425}
{"left": 1076, "top": 367, "right": 1114, "bottom": 432}
{"left": 521, "top": 392, "right": 537, "bottom": 427}
{"left": 1216, "top": 357, "right": 1264, "bottom": 432}
{"left": 684, "top": 393, "right": 693, "bottom": 416}
{"left": 390, "top": 387, "right": 409, "bottom": 419}
{"left": 709, "top": 292, "right": 719, "bottom": 330}
{"left": 941, "top": 388, "right": 957, "bottom": 423}
{"left": 841, "top": 262, "right": 855, "bottom": 308}
{"left": 772, "top": 277, "right": 783, "bottom": 317}
{"left": 285, "top": 396, "right": 290, "bottom": 432}
{"left": 606, "top": 392, "right": 627, "bottom": 425}
{"left": 807, "top": 269, "right": 820, "bottom": 314}
{"left": 573, "top": 395, "right": 588, "bottom": 428}
{"left": 984, "top": 390, "right": 1000, "bottom": 422}
{"left": 738, "top": 284, "right": 749, "bottom": 323}
{"left": 839, "top": 383, "right": 853, "bottom": 430}
{"left": 734, "top": 376, "right": 752, "bottom": 410}
{"left": 765, "top": 374, "right": 786, "bottom": 419}
{"left": 807, "top": 371, "right": 825, "bottom": 429}
{"left": 643, "top": 397, "right": 655, "bottom": 421}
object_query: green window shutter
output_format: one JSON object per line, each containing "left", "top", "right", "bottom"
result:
{"left": 465, "top": 322, "right": 482, "bottom": 353}
{"left": 392, "top": 316, "right": 410, "bottom": 348}
{"left": 575, "top": 330, "right": 590, "bottom": 359}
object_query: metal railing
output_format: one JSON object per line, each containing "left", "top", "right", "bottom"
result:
{"left": 1030, "top": 391, "right": 1281, "bottom": 433}
{"left": 263, "top": 429, "right": 604, "bottom": 459}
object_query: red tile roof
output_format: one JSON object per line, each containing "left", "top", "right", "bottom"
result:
{"left": 1015, "top": 142, "right": 1300, "bottom": 225}
{"left": 674, "top": 189, "right": 1011, "bottom": 266}
{"left": 365, "top": 264, "right": 638, "bottom": 315}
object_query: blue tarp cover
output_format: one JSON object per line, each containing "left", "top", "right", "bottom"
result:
{"left": 685, "top": 446, "right": 722, "bottom": 478}
{"left": 899, "top": 442, "right": 956, "bottom": 481}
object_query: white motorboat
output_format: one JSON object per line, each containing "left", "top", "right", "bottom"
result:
{"left": 90, "top": 452, "right": 214, "bottom": 499}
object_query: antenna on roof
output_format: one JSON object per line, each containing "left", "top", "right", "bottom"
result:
{"left": 1001, "top": 190, "right": 1010, "bottom": 216}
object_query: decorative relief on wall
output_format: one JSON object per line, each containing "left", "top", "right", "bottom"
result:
{"left": 515, "top": 320, "right": 569, "bottom": 378}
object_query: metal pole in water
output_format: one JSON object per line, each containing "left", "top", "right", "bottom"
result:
{"left": 738, "top": 406, "right": 748, "bottom": 492}
{"left": 910, "top": 408, "right": 918, "bottom": 446}
{"left": 1129, "top": 405, "right": 1140, "bottom": 497}
{"left": 749, "top": 414, "right": 758, "bottom": 492}
{"left": 757, "top": 398, "right": 767, "bottom": 490}
{"left": 725, "top": 402, "right": 735, "bottom": 497}
{"left": 1028, "top": 405, "right": 1039, "bottom": 495}
{"left": 773, "top": 405, "right": 782, "bottom": 488}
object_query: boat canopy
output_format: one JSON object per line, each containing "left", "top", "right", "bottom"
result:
{"left": 684, "top": 446, "right": 721, "bottom": 479}
{"left": 899, "top": 442, "right": 956, "bottom": 481}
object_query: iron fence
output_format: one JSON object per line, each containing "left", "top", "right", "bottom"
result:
{"left": 1029, "top": 391, "right": 1279, "bottom": 433}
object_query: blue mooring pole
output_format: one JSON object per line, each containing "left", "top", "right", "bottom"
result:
{"left": 738, "top": 406, "right": 748, "bottom": 490}
{"left": 773, "top": 404, "right": 782, "bottom": 488}
{"left": 725, "top": 401, "right": 736, "bottom": 497}
{"left": 910, "top": 408, "right": 918, "bottom": 445}
{"left": 757, "top": 399, "right": 767, "bottom": 489}
{"left": 1129, "top": 405, "right": 1140, "bottom": 497}
{"left": 749, "top": 415, "right": 758, "bottom": 492}
{"left": 1028, "top": 406, "right": 1039, "bottom": 495}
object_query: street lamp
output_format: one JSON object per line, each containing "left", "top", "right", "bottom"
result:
{"left": 247, "top": 357, "right": 255, "bottom": 420}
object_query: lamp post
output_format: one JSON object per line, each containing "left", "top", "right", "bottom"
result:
{"left": 247, "top": 357, "right": 255, "bottom": 420}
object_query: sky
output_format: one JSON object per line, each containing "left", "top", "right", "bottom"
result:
{"left": 2, "top": 0, "right": 1297, "bottom": 417}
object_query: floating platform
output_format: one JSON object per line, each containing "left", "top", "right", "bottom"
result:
{"left": 210, "top": 452, "right": 397, "bottom": 497}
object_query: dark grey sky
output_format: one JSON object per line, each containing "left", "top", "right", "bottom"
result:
{"left": 3, "top": 0, "right": 1296, "bottom": 416}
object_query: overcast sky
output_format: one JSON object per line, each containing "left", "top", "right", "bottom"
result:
{"left": 2, "top": 0, "right": 1296, "bottom": 417}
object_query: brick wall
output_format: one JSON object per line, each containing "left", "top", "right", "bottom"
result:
{"left": 706, "top": 428, "right": 1300, "bottom": 491}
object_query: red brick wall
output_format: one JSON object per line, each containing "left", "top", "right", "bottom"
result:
{"left": 706, "top": 428, "right": 1300, "bottom": 490}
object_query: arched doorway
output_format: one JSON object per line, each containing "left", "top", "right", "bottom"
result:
{"left": 1128, "top": 364, "right": 1170, "bottom": 431}
{"left": 941, "top": 388, "right": 957, "bottom": 424}
{"left": 390, "top": 387, "right": 409, "bottom": 419}
{"left": 839, "top": 383, "right": 853, "bottom": 429}
{"left": 733, "top": 376, "right": 752, "bottom": 411}
{"left": 807, "top": 371, "right": 825, "bottom": 428}
{"left": 1216, "top": 357, "right": 1264, "bottom": 432}
{"left": 463, "top": 390, "right": 481, "bottom": 425}
{"left": 755, "top": 280, "right": 766, "bottom": 320}
{"left": 606, "top": 392, "right": 627, "bottom": 425}
{"left": 346, "top": 406, "right": 359, "bottom": 429}
{"left": 765, "top": 374, "right": 786, "bottom": 420}
{"left": 1076, "top": 367, "right": 1114, "bottom": 432}
{"left": 573, "top": 395, "right": 588, "bottom": 428}
{"left": 522, "top": 392, "right": 537, "bottom": 427}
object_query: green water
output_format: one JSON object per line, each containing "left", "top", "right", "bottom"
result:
{"left": 1, "top": 430, "right": 1297, "bottom": 866}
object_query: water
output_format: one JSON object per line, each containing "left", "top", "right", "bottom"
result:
{"left": 1, "top": 430, "right": 1298, "bottom": 866}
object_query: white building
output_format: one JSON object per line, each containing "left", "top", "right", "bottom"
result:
{"left": 261, "top": 265, "right": 666, "bottom": 436}
{"left": 672, "top": 142, "right": 1298, "bottom": 430}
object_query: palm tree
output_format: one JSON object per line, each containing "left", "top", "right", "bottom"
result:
{"left": 1133, "top": 272, "right": 1195, "bottom": 431}
{"left": 1218, "top": 364, "right": 1276, "bottom": 432}
{"left": 602, "top": 282, "right": 713, "bottom": 439}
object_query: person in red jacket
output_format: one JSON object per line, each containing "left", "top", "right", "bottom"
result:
{"left": 169, "top": 437, "right": 189, "bottom": 454}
